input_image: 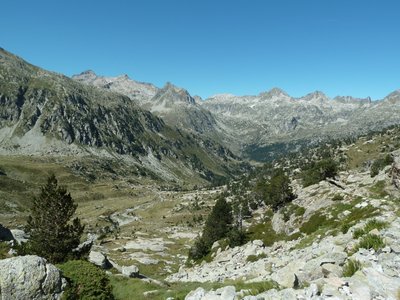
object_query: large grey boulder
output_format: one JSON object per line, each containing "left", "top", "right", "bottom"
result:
{"left": 0, "top": 255, "right": 64, "bottom": 300}
{"left": 121, "top": 265, "right": 140, "bottom": 278}
{"left": 88, "top": 250, "right": 111, "bottom": 269}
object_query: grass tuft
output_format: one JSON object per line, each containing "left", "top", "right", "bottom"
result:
{"left": 342, "top": 259, "right": 362, "bottom": 277}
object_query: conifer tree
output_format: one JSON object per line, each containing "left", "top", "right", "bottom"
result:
{"left": 24, "top": 174, "right": 84, "bottom": 263}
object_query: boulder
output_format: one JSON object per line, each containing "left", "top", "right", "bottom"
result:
{"left": 121, "top": 265, "right": 140, "bottom": 278}
{"left": 88, "top": 250, "right": 112, "bottom": 269}
{"left": 271, "top": 261, "right": 303, "bottom": 288}
{"left": 217, "top": 286, "right": 236, "bottom": 299}
{"left": 321, "top": 263, "right": 343, "bottom": 278}
{"left": 10, "top": 229, "right": 28, "bottom": 244}
{"left": 0, "top": 255, "right": 65, "bottom": 300}
{"left": 391, "top": 160, "right": 400, "bottom": 188}
{"left": 185, "top": 287, "right": 206, "bottom": 300}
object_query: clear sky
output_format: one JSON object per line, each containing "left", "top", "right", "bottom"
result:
{"left": 1, "top": 0, "right": 399, "bottom": 99}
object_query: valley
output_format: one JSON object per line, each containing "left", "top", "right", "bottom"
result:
{"left": 1, "top": 48, "right": 400, "bottom": 300}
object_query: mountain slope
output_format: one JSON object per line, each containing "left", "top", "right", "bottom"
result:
{"left": 0, "top": 48, "right": 240, "bottom": 184}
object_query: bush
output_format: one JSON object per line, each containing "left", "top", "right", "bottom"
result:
{"left": 301, "top": 158, "right": 338, "bottom": 187}
{"left": 342, "top": 259, "right": 362, "bottom": 277}
{"left": 246, "top": 253, "right": 267, "bottom": 263}
{"left": 370, "top": 154, "right": 394, "bottom": 177}
{"left": 58, "top": 260, "right": 114, "bottom": 300}
{"left": 227, "top": 227, "right": 247, "bottom": 248}
{"left": 188, "top": 237, "right": 209, "bottom": 260}
{"left": 300, "top": 214, "right": 328, "bottom": 235}
{"left": 332, "top": 194, "right": 344, "bottom": 201}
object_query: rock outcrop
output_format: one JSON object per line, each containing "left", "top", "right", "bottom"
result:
{"left": 0, "top": 255, "right": 65, "bottom": 300}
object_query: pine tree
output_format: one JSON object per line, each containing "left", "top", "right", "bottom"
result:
{"left": 24, "top": 174, "right": 84, "bottom": 263}
{"left": 202, "top": 197, "right": 233, "bottom": 247}
{"left": 264, "top": 169, "right": 295, "bottom": 211}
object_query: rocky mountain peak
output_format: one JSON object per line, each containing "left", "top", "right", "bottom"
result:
{"left": 259, "top": 87, "right": 289, "bottom": 99}
{"left": 73, "top": 70, "right": 97, "bottom": 81}
{"left": 384, "top": 90, "right": 400, "bottom": 103}
{"left": 301, "top": 90, "right": 329, "bottom": 102}
{"left": 155, "top": 82, "right": 196, "bottom": 105}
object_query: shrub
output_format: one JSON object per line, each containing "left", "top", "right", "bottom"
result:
{"left": 58, "top": 260, "right": 114, "bottom": 300}
{"left": 300, "top": 214, "right": 328, "bottom": 235}
{"left": 246, "top": 253, "right": 267, "bottom": 263}
{"left": 342, "top": 259, "right": 362, "bottom": 277}
{"left": 227, "top": 226, "right": 247, "bottom": 248}
{"left": 332, "top": 194, "right": 344, "bottom": 201}
{"left": 188, "top": 237, "right": 209, "bottom": 260}
{"left": 301, "top": 158, "right": 338, "bottom": 187}
{"left": 370, "top": 154, "right": 394, "bottom": 177}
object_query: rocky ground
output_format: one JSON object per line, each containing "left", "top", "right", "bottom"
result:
{"left": 1, "top": 148, "right": 400, "bottom": 299}
{"left": 168, "top": 158, "right": 400, "bottom": 299}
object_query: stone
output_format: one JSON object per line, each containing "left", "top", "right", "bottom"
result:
{"left": 211, "top": 241, "right": 220, "bottom": 250}
{"left": 185, "top": 287, "right": 206, "bottom": 300}
{"left": 218, "top": 285, "right": 236, "bottom": 299}
{"left": 322, "top": 263, "right": 343, "bottom": 278}
{"left": 368, "top": 228, "right": 380, "bottom": 235}
{"left": 271, "top": 261, "right": 302, "bottom": 288}
{"left": 0, "top": 255, "right": 65, "bottom": 300}
{"left": 252, "top": 239, "right": 264, "bottom": 247}
{"left": 88, "top": 250, "right": 112, "bottom": 269}
{"left": 121, "top": 265, "right": 140, "bottom": 278}
{"left": 304, "top": 283, "right": 319, "bottom": 298}
{"left": 10, "top": 229, "right": 28, "bottom": 244}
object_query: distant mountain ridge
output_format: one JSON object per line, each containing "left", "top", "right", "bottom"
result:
{"left": 76, "top": 63, "right": 400, "bottom": 161}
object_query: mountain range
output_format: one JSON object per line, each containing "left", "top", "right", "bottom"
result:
{"left": 73, "top": 69, "right": 400, "bottom": 160}
{"left": 0, "top": 48, "right": 239, "bottom": 185}
{"left": 1, "top": 47, "right": 400, "bottom": 183}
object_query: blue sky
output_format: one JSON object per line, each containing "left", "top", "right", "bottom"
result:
{"left": 1, "top": 0, "right": 399, "bottom": 99}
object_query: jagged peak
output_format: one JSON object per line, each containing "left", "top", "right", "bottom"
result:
{"left": 259, "top": 87, "right": 289, "bottom": 99}
{"left": 72, "top": 70, "right": 97, "bottom": 80}
{"left": 155, "top": 82, "right": 196, "bottom": 105}
{"left": 301, "top": 90, "right": 329, "bottom": 101}
{"left": 383, "top": 89, "right": 400, "bottom": 103}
